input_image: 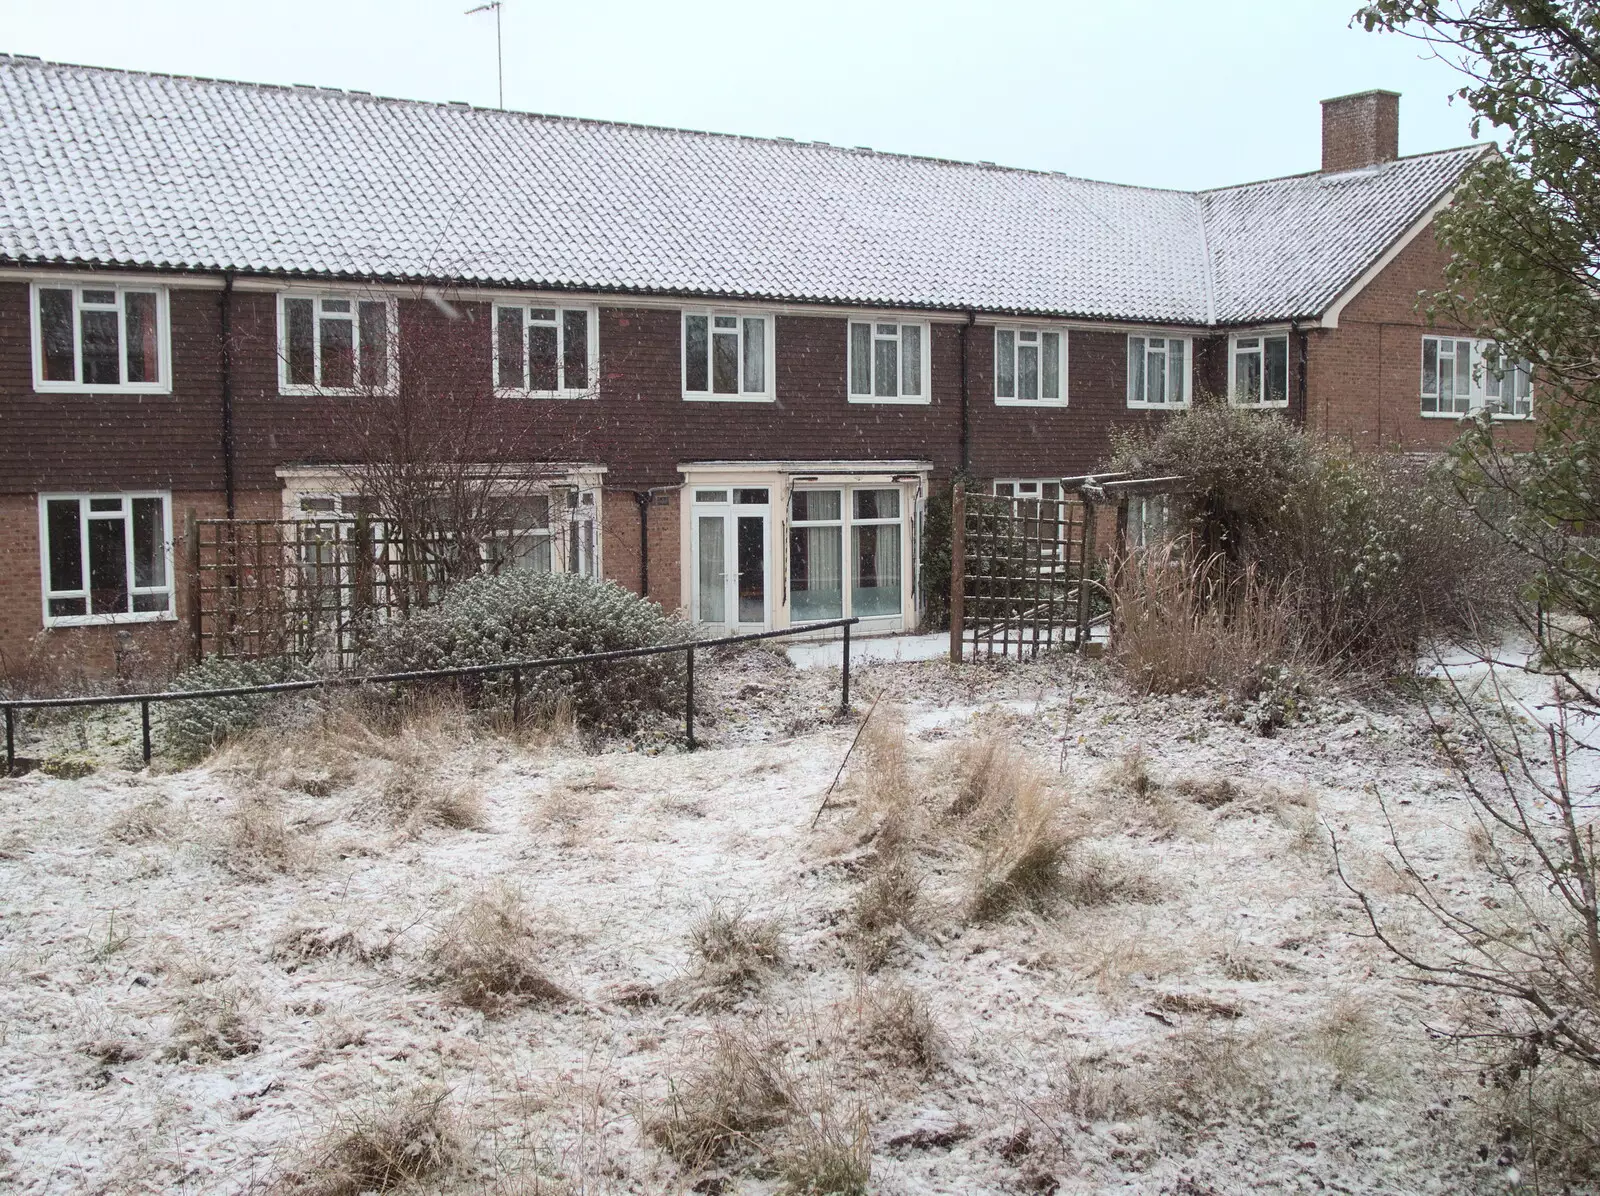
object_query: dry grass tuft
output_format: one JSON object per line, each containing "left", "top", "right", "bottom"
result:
{"left": 968, "top": 781, "right": 1071, "bottom": 922}
{"left": 1148, "top": 1024, "right": 1276, "bottom": 1129}
{"left": 1059, "top": 843, "right": 1162, "bottom": 908}
{"left": 854, "top": 982, "right": 943, "bottom": 1073}
{"left": 269, "top": 1085, "right": 462, "bottom": 1196}
{"left": 944, "top": 734, "right": 1033, "bottom": 826}
{"left": 1305, "top": 995, "right": 1388, "bottom": 1091}
{"left": 1046, "top": 1048, "right": 1146, "bottom": 1124}
{"left": 272, "top": 921, "right": 383, "bottom": 964}
{"left": 107, "top": 795, "right": 174, "bottom": 844}
{"left": 679, "top": 904, "right": 785, "bottom": 1010}
{"left": 375, "top": 767, "right": 485, "bottom": 832}
{"left": 846, "top": 706, "right": 919, "bottom": 860}
{"left": 220, "top": 790, "right": 309, "bottom": 877}
{"left": 774, "top": 1101, "right": 872, "bottom": 1196}
{"left": 165, "top": 984, "right": 261, "bottom": 1062}
{"left": 1171, "top": 775, "right": 1242, "bottom": 810}
{"left": 648, "top": 1028, "right": 794, "bottom": 1168}
{"left": 428, "top": 883, "right": 572, "bottom": 1014}
{"left": 847, "top": 859, "right": 921, "bottom": 970}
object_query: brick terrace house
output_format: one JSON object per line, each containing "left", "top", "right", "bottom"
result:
{"left": 0, "top": 57, "right": 1534, "bottom": 671}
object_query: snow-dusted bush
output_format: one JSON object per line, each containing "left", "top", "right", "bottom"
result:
{"left": 359, "top": 571, "right": 686, "bottom": 735}
{"left": 163, "top": 655, "right": 313, "bottom": 763}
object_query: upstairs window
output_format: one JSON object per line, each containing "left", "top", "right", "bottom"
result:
{"left": 1422, "top": 336, "right": 1533, "bottom": 417}
{"left": 683, "top": 311, "right": 772, "bottom": 400}
{"left": 39, "top": 493, "right": 173, "bottom": 625}
{"left": 1127, "top": 335, "right": 1190, "bottom": 408}
{"left": 848, "top": 320, "right": 928, "bottom": 402}
{"left": 33, "top": 283, "right": 169, "bottom": 393}
{"left": 279, "top": 294, "right": 396, "bottom": 395}
{"left": 494, "top": 305, "right": 596, "bottom": 397}
{"left": 1230, "top": 334, "right": 1289, "bottom": 407}
{"left": 995, "top": 326, "right": 1065, "bottom": 405}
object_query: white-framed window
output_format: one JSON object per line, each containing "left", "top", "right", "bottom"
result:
{"left": 278, "top": 293, "right": 398, "bottom": 395}
{"left": 683, "top": 310, "right": 774, "bottom": 400}
{"left": 994, "top": 326, "right": 1066, "bottom": 406}
{"left": 1230, "top": 333, "right": 1290, "bottom": 407}
{"left": 1127, "top": 335, "right": 1191, "bottom": 408}
{"left": 788, "top": 486, "right": 905, "bottom": 622}
{"left": 848, "top": 320, "right": 929, "bottom": 403}
{"left": 1421, "top": 336, "right": 1533, "bottom": 418}
{"left": 993, "top": 479, "right": 1063, "bottom": 502}
{"left": 31, "top": 282, "right": 171, "bottom": 394}
{"left": 1129, "top": 494, "right": 1177, "bottom": 551}
{"left": 38, "top": 493, "right": 174, "bottom": 625}
{"left": 493, "top": 304, "right": 597, "bottom": 397}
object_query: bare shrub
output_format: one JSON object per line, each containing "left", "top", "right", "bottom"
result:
{"left": 220, "top": 790, "right": 309, "bottom": 877}
{"left": 269, "top": 1085, "right": 462, "bottom": 1196}
{"left": 678, "top": 904, "right": 785, "bottom": 1010}
{"left": 648, "top": 1028, "right": 794, "bottom": 1167}
{"left": 166, "top": 984, "right": 261, "bottom": 1062}
{"left": 968, "top": 783, "right": 1070, "bottom": 922}
{"left": 1487, "top": 1057, "right": 1600, "bottom": 1188}
{"left": 428, "top": 883, "right": 572, "bottom": 1013}
{"left": 847, "top": 859, "right": 921, "bottom": 970}
{"left": 854, "top": 982, "right": 943, "bottom": 1072}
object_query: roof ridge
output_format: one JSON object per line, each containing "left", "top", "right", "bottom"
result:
{"left": 0, "top": 51, "right": 1208, "bottom": 195}
{"left": 1197, "top": 143, "right": 1489, "bottom": 196}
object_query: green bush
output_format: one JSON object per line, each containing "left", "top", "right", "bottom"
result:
{"left": 359, "top": 571, "right": 687, "bottom": 735}
{"left": 918, "top": 484, "right": 955, "bottom": 632}
{"left": 163, "top": 655, "right": 313, "bottom": 762}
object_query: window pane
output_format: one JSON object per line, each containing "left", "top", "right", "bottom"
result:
{"left": 46, "top": 499, "right": 82, "bottom": 593}
{"left": 792, "top": 489, "right": 841, "bottom": 521}
{"left": 741, "top": 318, "right": 765, "bottom": 393}
{"left": 1455, "top": 341, "right": 1473, "bottom": 410}
{"left": 286, "top": 298, "right": 315, "bottom": 386}
{"left": 132, "top": 497, "right": 165, "bottom": 589}
{"left": 496, "top": 307, "right": 524, "bottom": 388}
{"left": 1238, "top": 349, "right": 1262, "bottom": 403}
{"left": 854, "top": 488, "right": 900, "bottom": 520}
{"left": 697, "top": 516, "right": 725, "bottom": 622}
{"left": 1439, "top": 342, "right": 1455, "bottom": 407}
{"left": 1168, "top": 339, "right": 1185, "bottom": 404}
{"left": 1421, "top": 338, "right": 1438, "bottom": 395}
{"left": 563, "top": 310, "right": 589, "bottom": 390}
{"left": 81, "top": 307, "right": 120, "bottom": 385}
{"left": 359, "top": 301, "right": 388, "bottom": 390}
{"left": 39, "top": 289, "right": 76, "bottom": 382}
{"left": 849, "top": 323, "right": 871, "bottom": 394}
{"left": 528, "top": 322, "right": 558, "bottom": 390}
{"left": 901, "top": 324, "right": 922, "bottom": 395}
{"left": 714, "top": 315, "right": 737, "bottom": 329}
{"left": 685, "top": 315, "right": 709, "bottom": 391}
{"left": 736, "top": 515, "right": 764, "bottom": 623}
{"left": 713, "top": 328, "right": 739, "bottom": 393}
{"left": 320, "top": 298, "right": 350, "bottom": 313}
{"left": 852, "top": 523, "right": 902, "bottom": 617}
{"left": 124, "top": 292, "right": 160, "bottom": 384}
{"left": 874, "top": 334, "right": 897, "bottom": 397}
{"left": 996, "top": 330, "right": 1015, "bottom": 398}
{"left": 88, "top": 515, "right": 129, "bottom": 615}
{"left": 1265, "top": 337, "right": 1288, "bottom": 404}
{"left": 1042, "top": 332, "right": 1061, "bottom": 399}
{"left": 1148, "top": 343, "right": 1165, "bottom": 405}
{"left": 994, "top": 483, "right": 1015, "bottom": 497}
{"left": 734, "top": 488, "right": 769, "bottom": 505}
{"left": 1127, "top": 337, "right": 1145, "bottom": 405}
{"left": 694, "top": 489, "right": 728, "bottom": 504}
{"left": 320, "top": 314, "right": 354, "bottom": 388}
{"left": 790, "top": 523, "right": 843, "bottom": 620}
{"left": 1018, "top": 343, "right": 1039, "bottom": 401}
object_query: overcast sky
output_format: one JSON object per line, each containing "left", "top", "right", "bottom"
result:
{"left": 0, "top": 0, "right": 1478, "bottom": 191}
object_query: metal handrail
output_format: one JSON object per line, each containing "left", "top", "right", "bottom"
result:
{"left": 3, "top": 617, "right": 860, "bottom": 771}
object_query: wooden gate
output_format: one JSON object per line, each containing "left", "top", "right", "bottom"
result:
{"left": 948, "top": 480, "right": 1103, "bottom": 660}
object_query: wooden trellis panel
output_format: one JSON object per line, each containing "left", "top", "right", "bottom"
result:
{"left": 949, "top": 481, "right": 1099, "bottom": 661}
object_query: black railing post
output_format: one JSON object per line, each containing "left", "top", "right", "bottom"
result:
{"left": 685, "top": 643, "right": 696, "bottom": 751}
{"left": 140, "top": 700, "right": 152, "bottom": 765}
{"left": 511, "top": 667, "right": 523, "bottom": 728}
{"left": 4, "top": 707, "right": 13, "bottom": 776}
{"left": 841, "top": 620, "right": 851, "bottom": 714}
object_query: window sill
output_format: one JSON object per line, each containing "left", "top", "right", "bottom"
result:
{"left": 847, "top": 395, "right": 931, "bottom": 406}
{"left": 45, "top": 610, "right": 176, "bottom": 629}
{"left": 34, "top": 382, "right": 172, "bottom": 396}
{"left": 1228, "top": 400, "right": 1290, "bottom": 410}
{"left": 278, "top": 387, "right": 400, "bottom": 398}
{"left": 994, "top": 398, "right": 1068, "bottom": 409}
{"left": 683, "top": 393, "right": 776, "bottom": 403}
{"left": 493, "top": 389, "right": 597, "bottom": 400}
{"left": 1127, "top": 401, "right": 1191, "bottom": 411}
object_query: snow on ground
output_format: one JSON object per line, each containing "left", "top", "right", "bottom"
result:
{"left": 0, "top": 649, "right": 1525, "bottom": 1193}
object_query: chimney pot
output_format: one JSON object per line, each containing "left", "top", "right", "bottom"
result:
{"left": 1321, "top": 90, "right": 1400, "bottom": 172}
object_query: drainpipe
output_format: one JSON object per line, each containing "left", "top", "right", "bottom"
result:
{"left": 633, "top": 490, "right": 652, "bottom": 599}
{"left": 1293, "top": 322, "right": 1309, "bottom": 429}
{"left": 959, "top": 311, "right": 976, "bottom": 474}
{"left": 220, "top": 270, "right": 237, "bottom": 518}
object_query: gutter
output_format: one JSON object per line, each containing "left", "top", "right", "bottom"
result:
{"left": 220, "top": 269, "right": 236, "bottom": 518}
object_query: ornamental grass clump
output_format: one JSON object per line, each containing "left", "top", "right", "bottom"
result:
{"left": 360, "top": 571, "right": 687, "bottom": 735}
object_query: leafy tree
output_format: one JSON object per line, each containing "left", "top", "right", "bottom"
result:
{"left": 1361, "top": 1, "right": 1600, "bottom": 665}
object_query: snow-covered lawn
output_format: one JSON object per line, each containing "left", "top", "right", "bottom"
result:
{"left": 0, "top": 652, "right": 1519, "bottom": 1193}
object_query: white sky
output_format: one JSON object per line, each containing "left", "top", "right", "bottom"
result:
{"left": 0, "top": 0, "right": 1478, "bottom": 191}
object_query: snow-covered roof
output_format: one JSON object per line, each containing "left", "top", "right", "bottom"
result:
{"left": 0, "top": 54, "right": 1488, "bottom": 325}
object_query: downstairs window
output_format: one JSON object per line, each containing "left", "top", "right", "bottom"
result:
{"left": 40, "top": 493, "right": 173, "bottom": 624}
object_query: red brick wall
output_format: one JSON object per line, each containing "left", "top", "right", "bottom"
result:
{"left": 1306, "top": 223, "right": 1536, "bottom": 453}
{"left": 600, "top": 485, "right": 681, "bottom": 611}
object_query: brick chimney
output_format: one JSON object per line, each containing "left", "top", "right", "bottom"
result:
{"left": 1321, "top": 90, "right": 1400, "bottom": 172}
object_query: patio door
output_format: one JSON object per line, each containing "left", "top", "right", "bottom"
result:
{"left": 691, "top": 487, "right": 770, "bottom": 633}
